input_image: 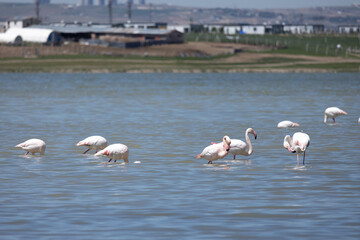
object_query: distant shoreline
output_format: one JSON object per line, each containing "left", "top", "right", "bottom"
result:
{"left": 0, "top": 42, "right": 359, "bottom": 73}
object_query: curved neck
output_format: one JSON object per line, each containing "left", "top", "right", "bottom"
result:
{"left": 324, "top": 114, "right": 328, "bottom": 123}
{"left": 245, "top": 129, "right": 253, "bottom": 156}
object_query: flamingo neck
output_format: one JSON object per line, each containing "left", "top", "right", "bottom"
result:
{"left": 245, "top": 129, "right": 253, "bottom": 156}
{"left": 324, "top": 114, "right": 328, "bottom": 123}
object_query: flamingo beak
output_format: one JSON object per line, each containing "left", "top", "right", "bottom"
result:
{"left": 226, "top": 144, "right": 230, "bottom": 152}
{"left": 254, "top": 132, "right": 257, "bottom": 140}
{"left": 287, "top": 146, "right": 296, "bottom": 153}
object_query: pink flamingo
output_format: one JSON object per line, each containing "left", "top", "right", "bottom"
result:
{"left": 95, "top": 143, "right": 129, "bottom": 163}
{"left": 324, "top": 107, "right": 347, "bottom": 123}
{"left": 15, "top": 138, "right": 46, "bottom": 155}
{"left": 196, "top": 136, "right": 231, "bottom": 164}
{"left": 228, "top": 128, "right": 257, "bottom": 160}
{"left": 283, "top": 132, "right": 310, "bottom": 165}
{"left": 277, "top": 120, "right": 300, "bottom": 128}
{"left": 77, "top": 135, "right": 107, "bottom": 154}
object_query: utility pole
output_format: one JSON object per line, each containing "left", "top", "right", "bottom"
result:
{"left": 149, "top": 3, "right": 152, "bottom": 23}
{"left": 108, "top": 0, "right": 113, "bottom": 25}
{"left": 127, "top": 0, "right": 133, "bottom": 22}
{"left": 35, "top": 0, "right": 40, "bottom": 22}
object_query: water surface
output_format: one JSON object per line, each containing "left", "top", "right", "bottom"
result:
{"left": 0, "top": 73, "right": 359, "bottom": 239}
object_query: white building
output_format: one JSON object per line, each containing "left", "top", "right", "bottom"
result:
{"left": 124, "top": 22, "right": 167, "bottom": 30}
{"left": 223, "top": 25, "right": 241, "bottom": 35}
{"left": 283, "top": 25, "right": 314, "bottom": 34}
{"left": 241, "top": 25, "right": 266, "bottom": 35}
{"left": 338, "top": 25, "right": 360, "bottom": 34}
{"left": 0, "top": 28, "right": 61, "bottom": 45}
{"left": 6, "top": 17, "right": 39, "bottom": 29}
{"left": 167, "top": 25, "right": 190, "bottom": 33}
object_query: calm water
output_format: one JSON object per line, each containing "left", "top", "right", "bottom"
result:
{"left": 0, "top": 73, "right": 359, "bottom": 239}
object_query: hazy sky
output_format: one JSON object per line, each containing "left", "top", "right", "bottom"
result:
{"left": 0, "top": 0, "right": 359, "bottom": 9}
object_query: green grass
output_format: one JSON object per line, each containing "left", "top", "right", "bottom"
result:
{"left": 0, "top": 51, "right": 358, "bottom": 72}
{"left": 185, "top": 33, "right": 360, "bottom": 57}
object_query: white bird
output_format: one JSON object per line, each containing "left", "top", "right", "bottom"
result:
{"left": 95, "top": 143, "right": 129, "bottom": 163}
{"left": 324, "top": 107, "right": 347, "bottom": 123}
{"left": 196, "top": 136, "right": 231, "bottom": 164}
{"left": 228, "top": 128, "right": 257, "bottom": 160}
{"left": 283, "top": 132, "right": 310, "bottom": 166}
{"left": 15, "top": 138, "right": 46, "bottom": 155}
{"left": 76, "top": 136, "right": 107, "bottom": 154}
{"left": 277, "top": 120, "right": 300, "bottom": 128}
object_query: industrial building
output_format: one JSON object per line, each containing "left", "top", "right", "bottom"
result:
{"left": 0, "top": 28, "right": 61, "bottom": 45}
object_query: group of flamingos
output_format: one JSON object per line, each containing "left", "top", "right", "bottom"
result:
{"left": 15, "top": 107, "right": 350, "bottom": 166}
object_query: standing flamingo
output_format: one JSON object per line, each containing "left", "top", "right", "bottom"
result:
{"left": 324, "top": 107, "right": 347, "bottom": 123}
{"left": 228, "top": 128, "right": 257, "bottom": 160}
{"left": 196, "top": 136, "right": 231, "bottom": 164}
{"left": 15, "top": 139, "right": 46, "bottom": 155}
{"left": 77, "top": 136, "right": 107, "bottom": 154}
{"left": 277, "top": 121, "right": 300, "bottom": 128}
{"left": 95, "top": 143, "right": 129, "bottom": 163}
{"left": 283, "top": 132, "right": 310, "bottom": 165}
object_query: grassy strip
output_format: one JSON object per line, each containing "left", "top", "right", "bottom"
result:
{"left": 185, "top": 33, "right": 360, "bottom": 58}
{"left": 0, "top": 54, "right": 357, "bottom": 72}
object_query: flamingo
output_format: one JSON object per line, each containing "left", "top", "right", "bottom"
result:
{"left": 283, "top": 132, "right": 310, "bottom": 165}
{"left": 77, "top": 136, "right": 107, "bottom": 154}
{"left": 277, "top": 121, "right": 300, "bottom": 128}
{"left": 228, "top": 128, "right": 257, "bottom": 160}
{"left": 196, "top": 136, "right": 231, "bottom": 164}
{"left": 15, "top": 138, "right": 46, "bottom": 155}
{"left": 95, "top": 143, "right": 129, "bottom": 163}
{"left": 324, "top": 107, "right": 347, "bottom": 123}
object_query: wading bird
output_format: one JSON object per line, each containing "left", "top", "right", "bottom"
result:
{"left": 283, "top": 132, "right": 310, "bottom": 165}
{"left": 77, "top": 136, "right": 107, "bottom": 154}
{"left": 228, "top": 128, "right": 257, "bottom": 160}
{"left": 15, "top": 138, "right": 46, "bottom": 155}
{"left": 95, "top": 143, "right": 129, "bottom": 163}
{"left": 324, "top": 107, "right": 347, "bottom": 123}
{"left": 196, "top": 136, "right": 231, "bottom": 164}
{"left": 277, "top": 120, "right": 300, "bottom": 128}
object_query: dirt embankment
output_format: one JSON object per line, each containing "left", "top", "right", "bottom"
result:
{"left": 0, "top": 42, "right": 269, "bottom": 58}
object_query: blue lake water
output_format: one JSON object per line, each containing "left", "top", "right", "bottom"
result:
{"left": 0, "top": 73, "right": 359, "bottom": 239}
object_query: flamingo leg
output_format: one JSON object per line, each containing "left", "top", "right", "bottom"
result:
{"left": 25, "top": 152, "right": 29, "bottom": 155}
{"left": 303, "top": 152, "right": 306, "bottom": 165}
{"left": 233, "top": 155, "right": 236, "bottom": 160}
{"left": 83, "top": 148, "right": 90, "bottom": 154}
{"left": 108, "top": 159, "right": 112, "bottom": 162}
{"left": 297, "top": 154, "right": 299, "bottom": 166}
{"left": 332, "top": 118, "right": 335, "bottom": 123}
{"left": 208, "top": 161, "right": 213, "bottom": 164}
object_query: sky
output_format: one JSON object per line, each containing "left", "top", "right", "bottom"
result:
{"left": 0, "top": 0, "right": 359, "bottom": 9}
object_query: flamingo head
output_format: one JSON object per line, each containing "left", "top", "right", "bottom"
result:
{"left": 292, "top": 122, "right": 300, "bottom": 127}
{"left": 283, "top": 135, "right": 295, "bottom": 153}
{"left": 223, "top": 136, "right": 231, "bottom": 152}
{"left": 249, "top": 128, "right": 257, "bottom": 140}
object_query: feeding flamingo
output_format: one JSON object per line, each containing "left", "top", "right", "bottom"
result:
{"left": 95, "top": 143, "right": 129, "bottom": 163}
{"left": 283, "top": 132, "right": 310, "bottom": 166}
{"left": 196, "top": 136, "right": 231, "bottom": 164}
{"left": 77, "top": 135, "right": 107, "bottom": 154}
{"left": 15, "top": 138, "right": 46, "bottom": 155}
{"left": 324, "top": 107, "right": 347, "bottom": 123}
{"left": 277, "top": 121, "right": 300, "bottom": 128}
